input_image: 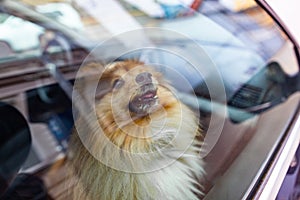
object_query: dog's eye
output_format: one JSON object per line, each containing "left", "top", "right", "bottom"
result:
{"left": 113, "top": 78, "right": 125, "bottom": 89}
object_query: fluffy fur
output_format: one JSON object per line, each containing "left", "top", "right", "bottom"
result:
{"left": 69, "top": 60, "right": 204, "bottom": 200}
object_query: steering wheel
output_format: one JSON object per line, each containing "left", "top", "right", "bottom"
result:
{"left": 37, "top": 30, "right": 73, "bottom": 103}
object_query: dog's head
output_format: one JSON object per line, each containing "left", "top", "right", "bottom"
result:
{"left": 96, "top": 60, "right": 174, "bottom": 120}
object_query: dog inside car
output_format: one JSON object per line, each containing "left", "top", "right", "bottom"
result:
{"left": 69, "top": 60, "right": 204, "bottom": 200}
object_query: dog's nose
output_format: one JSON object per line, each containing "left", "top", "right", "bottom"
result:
{"left": 135, "top": 72, "right": 152, "bottom": 85}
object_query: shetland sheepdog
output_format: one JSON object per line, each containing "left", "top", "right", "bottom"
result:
{"left": 69, "top": 60, "right": 204, "bottom": 200}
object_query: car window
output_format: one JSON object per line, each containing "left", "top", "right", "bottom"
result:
{"left": 0, "top": 12, "right": 44, "bottom": 58}
{"left": 0, "top": 0, "right": 299, "bottom": 199}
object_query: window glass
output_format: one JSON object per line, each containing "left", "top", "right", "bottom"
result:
{"left": 0, "top": 13, "right": 44, "bottom": 59}
{"left": 0, "top": 0, "right": 298, "bottom": 199}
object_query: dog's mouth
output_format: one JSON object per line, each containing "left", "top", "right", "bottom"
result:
{"left": 129, "top": 83, "right": 159, "bottom": 115}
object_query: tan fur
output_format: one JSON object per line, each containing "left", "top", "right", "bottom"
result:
{"left": 69, "top": 60, "right": 204, "bottom": 200}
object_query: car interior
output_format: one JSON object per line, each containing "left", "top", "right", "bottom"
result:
{"left": 0, "top": 0, "right": 299, "bottom": 199}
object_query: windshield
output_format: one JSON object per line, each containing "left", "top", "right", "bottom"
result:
{"left": 0, "top": 0, "right": 291, "bottom": 99}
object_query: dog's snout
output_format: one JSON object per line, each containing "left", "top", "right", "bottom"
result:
{"left": 135, "top": 72, "right": 152, "bottom": 85}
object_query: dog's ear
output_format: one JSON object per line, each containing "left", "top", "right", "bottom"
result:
{"left": 95, "top": 78, "right": 113, "bottom": 100}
